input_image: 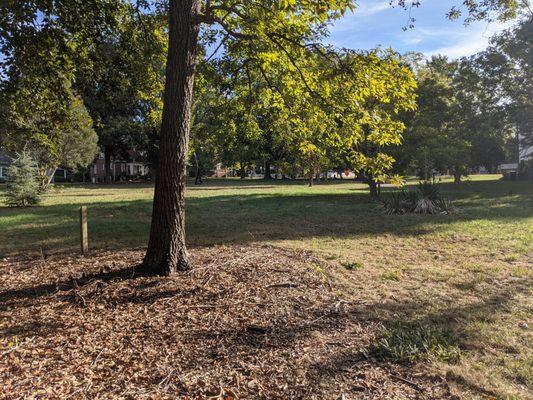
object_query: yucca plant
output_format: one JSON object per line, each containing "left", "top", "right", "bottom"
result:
{"left": 434, "top": 197, "right": 455, "bottom": 214}
{"left": 413, "top": 197, "right": 439, "bottom": 214}
{"left": 416, "top": 181, "right": 440, "bottom": 200}
{"left": 382, "top": 181, "right": 454, "bottom": 215}
{"left": 405, "top": 190, "right": 419, "bottom": 211}
{"left": 383, "top": 190, "right": 409, "bottom": 215}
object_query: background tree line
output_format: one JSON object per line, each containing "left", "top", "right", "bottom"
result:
{"left": 2, "top": 2, "right": 530, "bottom": 190}
{"left": 192, "top": 17, "right": 532, "bottom": 189}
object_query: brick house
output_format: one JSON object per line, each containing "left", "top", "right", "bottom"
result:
{"left": 90, "top": 150, "right": 150, "bottom": 183}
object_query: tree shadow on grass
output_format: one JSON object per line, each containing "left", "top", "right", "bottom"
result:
{"left": 1, "top": 180, "right": 531, "bottom": 257}
{"left": 0, "top": 194, "right": 531, "bottom": 255}
{"left": 309, "top": 275, "right": 531, "bottom": 397}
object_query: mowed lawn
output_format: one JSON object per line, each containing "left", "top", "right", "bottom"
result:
{"left": 1, "top": 175, "right": 532, "bottom": 398}
{"left": 0, "top": 175, "right": 531, "bottom": 256}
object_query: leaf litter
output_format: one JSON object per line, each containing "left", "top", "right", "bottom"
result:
{"left": 0, "top": 245, "right": 455, "bottom": 399}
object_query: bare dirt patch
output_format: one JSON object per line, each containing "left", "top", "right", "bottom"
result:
{"left": 0, "top": 245, "right": 455, "bottom": 399}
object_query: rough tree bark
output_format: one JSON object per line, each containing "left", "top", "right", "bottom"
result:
{"left": 142, "top": 0, "right": 201, "bottom": 275}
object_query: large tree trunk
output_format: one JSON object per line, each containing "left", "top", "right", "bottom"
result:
{"left": 142, "top": 0, "right": 201, "bottom": 275}
{"left": 264, "top": 160, "right": 272, "bottom": 179}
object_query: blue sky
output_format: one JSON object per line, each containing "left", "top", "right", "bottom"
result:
{"left": 327, "top": 0, "right": 513, "bottom": 58}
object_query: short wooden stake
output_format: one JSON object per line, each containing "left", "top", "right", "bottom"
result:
{"left": 80, "top": 206, "right": 88, "bottom": 255}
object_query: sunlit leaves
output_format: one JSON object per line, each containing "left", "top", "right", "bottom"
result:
{"left": 318, "top": 49, "right": 417, "bottom": 181}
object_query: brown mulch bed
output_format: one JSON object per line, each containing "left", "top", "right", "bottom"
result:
{"left": 0, "top": 245, "right": 454, "bottom": 399}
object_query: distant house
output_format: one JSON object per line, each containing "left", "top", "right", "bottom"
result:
{"left": 499, "top": 138, "right": 533, "bottom": 179}
{"left": 212, "top": 163, "right": 229, "bottom": 178}
{"left": 2, "top": 148, "right": 151, "bottom": 184}
{"left": 90, "top": 150, "right": 150, "bottom": 183}
{"left": 0, "top": 151, "right": 11, "bottom": 182}
{"left": 324, "top": 170, "right": 357, "bottom": 180}
{"left": 499, "top": 163, "right": 519, "bottom": 179}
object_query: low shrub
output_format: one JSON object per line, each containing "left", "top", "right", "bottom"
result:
{"left": 382, "top": 181, "right": 454, "bottom": 215}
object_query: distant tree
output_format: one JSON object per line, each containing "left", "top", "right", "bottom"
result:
{"left": 32, "top": 94, "right": 98, "bottom": 188}
{"left": 187, "top": 67, "right": 224, "bottom": 183}
{"left": 1, "top": 78, "right": 98, "bottom": 189}
{"left": 193, "top": 64, "right": 264, "bottom": 179}
{"left": 323, "top": 50, "right": 417, "bottom": 196}
{"left": 74, "top": 4, "right": 166, "bottom": 183}
{"left": 454, "top": 57, "right": 512, "bottom": 173}
{"left": 394, "top": 58, "right": 447, "bottom": 180}
{"left": 5, "top": 151, "right": 41, "bottom": 207}
{"left": 0, "top": 1, "right": 122, "bottom": 157}
{"left": 221, "top": 48, "right": 417, "bottom": 194}
{"left": 475, "top": 17, "right": 533, "bottom": 177}
{"left": 397, "top": 55, "right": 509, "bottom": 183}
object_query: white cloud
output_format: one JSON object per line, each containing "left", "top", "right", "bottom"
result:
{"left": 356, "top": 1, "right": 391, "bottom": 16}
{"left": 422, "top": 20, "right": 513, "bottom": 59}
{"left": 402, "top": 35, "right": 423, "bottom": 46}
{"left": 330, "top": 1, "right": 392, "bottom": 36}
{"left": 327, "top": 2, "right": 515, "bottom": 56}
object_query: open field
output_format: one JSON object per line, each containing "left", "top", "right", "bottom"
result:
{"left": 1, "top": 175, "right": 531, "bottom": 256}
{"left": 1, "top": 175, "right": 532, "bottom": 399}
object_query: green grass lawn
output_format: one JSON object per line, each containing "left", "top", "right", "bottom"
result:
{"left": 1, "top": 175, "right": 532, "bottom": 398}
{"left": 0, "top": 174, "right": 531, "bottom": 256}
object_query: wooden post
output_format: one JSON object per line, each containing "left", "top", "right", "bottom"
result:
{"left": 80, "top": 206, "right": 88, "bottom": 255}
